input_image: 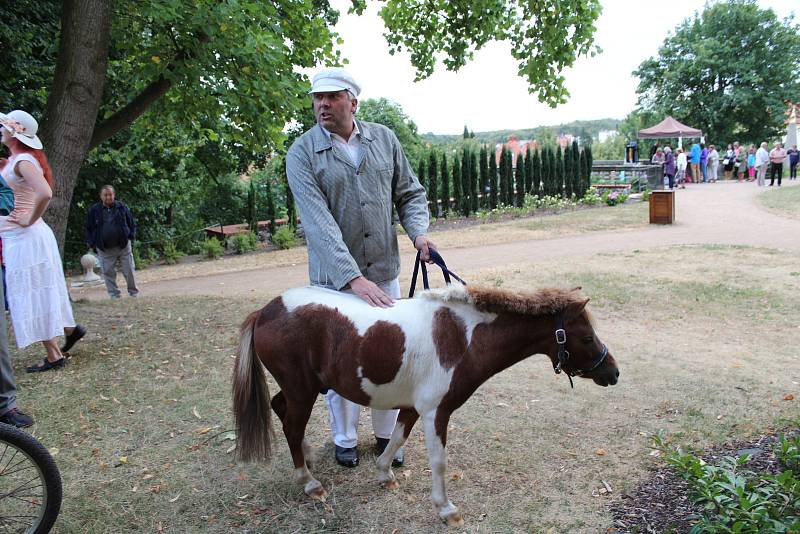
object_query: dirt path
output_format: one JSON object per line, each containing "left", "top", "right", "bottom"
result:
{"left": 71, "top": 181, "right": 800, "bottom": 301}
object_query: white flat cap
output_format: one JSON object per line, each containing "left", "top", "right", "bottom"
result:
{"left": 309, "top": 68, "right": 361, "bottom": 96}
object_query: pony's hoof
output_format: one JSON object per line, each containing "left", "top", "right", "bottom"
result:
{"left": 306, "top": 484, "right": 328, "bottom": 502}
{"left": 380, "top": 478, "right": 400, "bottom": 490}
{"left": 444, "top": 512, "right": 464, "bottom": 527}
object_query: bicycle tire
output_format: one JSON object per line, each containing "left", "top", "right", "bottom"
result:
{"left": 0, "top": 422, "right": 62, "bottom": 534}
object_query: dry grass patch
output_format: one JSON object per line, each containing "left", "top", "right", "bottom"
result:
{"left": 13, "top": 244, "right": 799, "bottom": 532}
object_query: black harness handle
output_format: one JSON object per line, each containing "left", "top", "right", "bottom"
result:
{"left": 408, "top": 249, "right": 467, "bottom": 298}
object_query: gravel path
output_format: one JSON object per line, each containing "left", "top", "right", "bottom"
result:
{"left": 71, "top": 181, "right": 800, "bottom": 301}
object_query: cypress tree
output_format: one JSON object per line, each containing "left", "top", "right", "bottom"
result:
{"left": 248, "top": 179, "right": 258, "bottom": 233}
{"left": 555, "top": 146, "right": 564, "bottom": 197}
{"left": 417, "top": 158, "right": 426, "bottom": 194}
{"left": 548, "top": 146, "right": 558, "bottom": 197}
{"left": 470, "top": 150, "right": 479, "bottom": 213}
{"left": 515, "top": 153, "right": 525, "bottom": 207}
{"left": 504, "top": 150, "right": 514, "bottom": 205}
{"left": 524, "top": 146, "right": 533, "bottom": 194}
{"left": 452, "top": 154, "right": 462, "bottom": 216}
{"left": 579, "top": 148, "right": 588, "bottom": 199}
{"left": 440, "top": 155, "right": 450, "bottom": 216}
{"left": 585, "top": 145, "right": 594, "bottom": 194}
{"left": 489, "top": 147, "right": 498, "bottom": 209}
{"left": 570, "top": 141, "right": 580, "bottom": 198}
{"left": 541, "top": 146, "right": 551, "bottom": 196}
{"left": 460, "top": 148, "right": 470, "bottom": 216}
{"left": 498, "top": 146, "right": 507, "bottom": 205}
{"left": 531, "top": 149, "right": 542, "bottom": 198}
{"left": 282, "top": 158, "right": 297, "bottom": 229}
{"left": 479, "top": 145, "right": 489, "bottom": 210}
{"left": 564, "top": 143, "right": 574, "bottom": 198}
{"left": 428, "top": 151, "right": 438, "bottom": 217}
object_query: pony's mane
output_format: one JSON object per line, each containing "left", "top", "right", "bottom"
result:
{"left": 417, "top": 284, "right": 586, "bottom": 316}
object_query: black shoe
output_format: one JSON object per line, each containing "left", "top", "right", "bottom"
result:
{"left": 0, "top": 408, "right": 34, "bottom": 428}
{"left": 25, "top": 357, "right": 66, "bottom": 373}
{"left": 334, "top": 445, "right": 359, "bottom": 467}
{"left": 60, "top": 324, "right": 87, "bottom": 353}
{"left": 375, "top": 437, "right": 404, "bottom": 468}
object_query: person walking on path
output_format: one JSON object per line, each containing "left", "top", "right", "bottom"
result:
{"left": 0, "top": 278, "right": 33, "bottom": 427}
{"left": 788, "top": 145, "right": 798, "bottom": 180}
{"left": 286, "top": 68, "right": 436, "bottom": 469}
{"left": 769, "top": 142, "right": 787, "bottom": 186}
{"left": 755, "top": 142, "right": 770, "bottom": 187}
{"left": 707, "top": 145, "right": 719, "bottom": 183}
{"left": 85, "top": 185, "right": 139, "bottom": 299}
{"left": 0, "top": 110, "right": 85, "bottom": 373}
{"left": 689, "top": 142, "right": 701, "bottom": 183}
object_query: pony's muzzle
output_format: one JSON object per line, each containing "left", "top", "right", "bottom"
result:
{"left": 592, "top": 355, "right": 619, "bottom": 387}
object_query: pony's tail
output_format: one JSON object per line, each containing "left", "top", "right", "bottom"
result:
{"left": 232, "top": 311, "right": 274, "bottom": 462}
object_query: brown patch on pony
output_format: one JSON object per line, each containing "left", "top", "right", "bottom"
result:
{"left": 359, "top": 321, "right": 405, "bottom": 385}
{"left": 466, "top": 285, "right": 584, "bottom": 316}
{"left": 256, "top": 296, "right": 288, "bottom": 326}
{"left": 433, "top": 308, "right": 468, "bottom": 369}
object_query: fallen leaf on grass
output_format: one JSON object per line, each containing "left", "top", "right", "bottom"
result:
{"left": 119, "top": 456, "right": 128, "bottom": 464}
{"left": 225, "top": 444, "right": 236, "bottom": 454}
{"left": 595, "top": 448, "right": 607, "bottom": 456}
{"left": 450, "top": 472, "right": 463, "bottom": 480}
{"left": 150, "top": 484, "right": 162, "bottom": 494}
{"left": 169, "top": 493, "right": 181, "bottom": 503}
{"left": 99, "top": 394, "right": 109, "bottom": 401}
{"left": 784, "top": 394, "right": 795, "bottom": 401}
{"left": 49, "top": 447, "right": 60, "bottom": 456}
{"left": 192, "top": 407, "right": 202, "bottom": 420}
{"left": 238, "top": 472, "right": 248, "bottom": 481}
{"left": 402, "top": 470, "right": 411, "bottom": 479}
{"left": 197, "top": 427, "right": 213, "bottom": 435}
{"left": 496, "top": 402, "right": 509, "bottom": 408}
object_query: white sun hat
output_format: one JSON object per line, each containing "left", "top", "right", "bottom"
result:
{"left": 0, "top": 110, "right": 43, "bottom": 150}
{"left": 308, "top": 68, "right": 361, "bottom": 97}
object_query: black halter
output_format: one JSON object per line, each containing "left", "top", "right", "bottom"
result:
{"left": 553, "top": 311, "right": 609, "bottom": 388}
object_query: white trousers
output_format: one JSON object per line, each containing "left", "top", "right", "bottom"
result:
{"left": 326, "top": 278, "right": 401, "bottom": 448}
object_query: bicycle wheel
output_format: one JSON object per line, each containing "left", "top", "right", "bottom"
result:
{"left": 0, "top": 423, "right": 62, "bottom": 534}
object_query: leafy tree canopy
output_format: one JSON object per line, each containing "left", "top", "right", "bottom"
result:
{"left": 357, "top": 97, "right": 424, "bottom": 162}
{"left": 634, "top": 0, "right": 800, "bottom": 145}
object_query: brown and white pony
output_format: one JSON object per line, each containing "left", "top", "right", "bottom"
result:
{"left": 232, "top": 285, "right": 619, "bottom": 527}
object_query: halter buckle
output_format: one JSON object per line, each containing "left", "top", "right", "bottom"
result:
{"left": 555, "top": 328, "right": 566, "bottom": 344}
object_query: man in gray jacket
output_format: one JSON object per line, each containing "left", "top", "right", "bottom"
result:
{"left": 287, "top": 68, "right": 436, "bottom": 468}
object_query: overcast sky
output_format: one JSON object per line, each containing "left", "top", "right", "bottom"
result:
{"left": 326, "top": 0, "right": 797, "bottom": 135}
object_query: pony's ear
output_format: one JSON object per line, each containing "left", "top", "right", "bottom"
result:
{"left": 564, "top": 298, "right": 590, "bottom": 321}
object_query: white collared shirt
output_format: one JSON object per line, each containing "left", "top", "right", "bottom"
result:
{"left": 321, "top": 121, "right": 362, "bottom": 167}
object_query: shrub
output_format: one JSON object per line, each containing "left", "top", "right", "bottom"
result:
{"left": 642, "top": 188, "right": 652, "bottom": 202}
{"left": 652, "top": 431, "right": 800, "bottom": 533}
{"left": 201, "top": 237, "right": 224, "bottom": 259}
{"left": 161, "top": 241, "right": 185, "bottom": 265}
{"left": 271, "top": 225, "right": 298, "bottom": 250}
{"left": 230, "top": 232, "right": 258, "bottom": 254}
{"left": 603, "top": 191, "right": 629, "bottom": 206}
{"left": 132, "top": 246, "right": 156, "bottom": 269}
{"left": 581, "top": 188, "right": 603, "bottom": 206}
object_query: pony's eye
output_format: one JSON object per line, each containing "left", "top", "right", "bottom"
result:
{"left": 581, "top": 335, "right": 594, "bottom": 343}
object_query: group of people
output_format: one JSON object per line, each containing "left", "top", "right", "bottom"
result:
{"left": 651, "top": 140, "right": 798, "bottom": 189}
{"left": 0, "top": 111, "right": 140, "bottom": 428}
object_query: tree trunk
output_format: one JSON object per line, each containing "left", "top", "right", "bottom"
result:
{"left": 41, "top": 0, "right": 111, "bottom": 258}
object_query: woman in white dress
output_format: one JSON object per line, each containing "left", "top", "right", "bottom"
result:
{"left": 0, "top": 110, "right": 86, "bottom": 372}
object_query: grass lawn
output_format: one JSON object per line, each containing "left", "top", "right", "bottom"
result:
{"left": 12, "top": 242, "right": 799, "bottom": 533}
{"left": 758, "top": 182, "right": 800, "bottom": 220}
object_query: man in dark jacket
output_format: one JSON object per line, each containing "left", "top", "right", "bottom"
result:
{"left": 85, "top": 185, "right": 139, "bottom": 299}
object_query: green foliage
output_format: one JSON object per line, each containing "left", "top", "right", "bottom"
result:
{"left": 132, "top": 246, "right": 156, "bottom": 270}
{"left": 652, "top": 431, "right": 800, "bottom": 533}
{"left": 230, "top": 232, "right": 259, "bottom": 255}
{"left": 602, "top": 190, "right": 628, "bottom": 206}
{"left": 641, "top": 189, "right": 652, "bottom": 202}
{"left": 427, "top": 151, "right": 439, "bottom": 217}
{"left": 514, "top": 153, "right": 525, "bottom": 207}
{"left": 161, "top": 241, "right": 184, "bottom": 265}
{"left": 358, "top": 98, "right": 424, "bottom": 164}
{"left": 440, "top": 155, "right": 450, "bottom": 214}
{"left": 420, "top": 119, "right": 619, "bottom": 145}
{"left": 201, "top": 238, "right": 224, "bottom": 260}
{"left": 581, "top": 187, "right": 602, "bottom": 205}
{"left": 380, "top": 0, "right": 602, "bottom": 106}
{"left": 634, "top": 0, "right": 800, "bottom": 144}
{"left": 271, "top": 225, "right": 298, "bottom": 250}
{"left": 777, "top": 433, "right": 800, "bottom": 475}
{"left": 452, "top": 154, "right": 462, "bottom": 215}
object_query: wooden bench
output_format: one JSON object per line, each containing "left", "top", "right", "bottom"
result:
{"left": 204, "top": 219, "right": 293, "bottom": 240}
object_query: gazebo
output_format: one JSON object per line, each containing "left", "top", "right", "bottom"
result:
{"left": 638, "top": 116, "right": 703, "bottom": 149}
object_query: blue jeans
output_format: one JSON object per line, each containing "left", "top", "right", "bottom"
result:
{"left": 701, "top": 162, "right": 708, "bottom": 182}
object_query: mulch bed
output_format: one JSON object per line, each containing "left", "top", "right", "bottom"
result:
{"left": 608, "top": 429, "right": 798, "bottom": 533}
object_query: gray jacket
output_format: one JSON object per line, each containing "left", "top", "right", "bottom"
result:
{"left": 286, "top": 121, "right": 429, "bottom": 290}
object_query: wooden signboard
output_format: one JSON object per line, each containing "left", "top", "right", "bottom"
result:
{"left": 649, "top": 190, "right": 675, "bottom": 224}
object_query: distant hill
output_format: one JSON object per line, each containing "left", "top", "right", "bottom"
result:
{"left": 421, "top": 118, "right": 620, "bottom": 145}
